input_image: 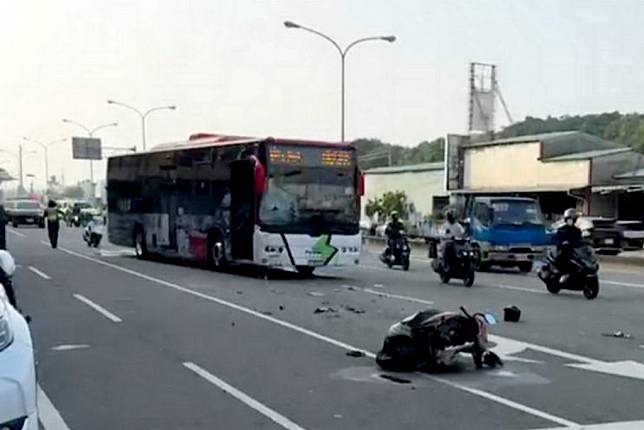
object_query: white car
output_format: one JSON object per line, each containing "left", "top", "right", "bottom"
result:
{"left": 0, "top": 253, "right": 38, "bottom": 430}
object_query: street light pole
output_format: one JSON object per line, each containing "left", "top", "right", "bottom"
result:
{"left": 106, "top": 100, "right": 176, "bottom": 151}
{"left": 62, "top": 119, "right": 118, "bottom": 201}
{"left": 22, "top": 137, "right": 66, "bottom": 193}
{"left": 284, "top": 21, "right": 395, "bottom": 143}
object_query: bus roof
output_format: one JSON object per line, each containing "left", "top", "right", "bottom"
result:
{"left": 109, "top": 133, "right": 353, "bottom": 158}
{"left": 474, "top": 196, "right": 537, "bottom": 203}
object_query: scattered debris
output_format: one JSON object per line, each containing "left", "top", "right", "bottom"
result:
{"left": 262, "top": 311, "right": 274, "bottom": 316}
{"left": 504, "top": 305, "right": 521, "bottom": 322}
{"left": 346, "top": 285, "right": 358, "bottom": 291}
{"left": 333, "top": 414, "right": 343, "bottom": 419}
{"left": 345, "top": 350, "right": 366, "bottom": 358}
{"left": 279, "top": 305, "right": 285, "bottom": 311}
{"left": 307, "top": 291, "right": 325, "bottom": 297}
{"left": 373, "top": 283, "right": 384, "bottom": 289}
{"left": 343, "top": 305, "right": 366, "bottom": 314}
{"left": 379, "top": 374, "right": 412, "bottom": 384}
{"left": 236, "top": 290, "right": 244, "bottom": 295}
{"left": 602, "top": 331, "right": 633, "bottom": 339}
{"left": 321, "top": 300, "right": 330, "bottom": 305}
{"left": 231, "top": 322, "right": 235, "bottom": 327}
{"left": 411, "top": 386, "right": 416, "bottom": 390}
{"left": 314, "top": 306, "right": 337, "bottom": 314}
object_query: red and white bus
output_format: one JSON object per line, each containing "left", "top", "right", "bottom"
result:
{"left": 107, "top": 133, "right": 362, "bottom": 274}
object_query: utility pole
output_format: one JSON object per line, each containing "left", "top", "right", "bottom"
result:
{"left": 18, "top": 144, "right": 24, "bottom": 194}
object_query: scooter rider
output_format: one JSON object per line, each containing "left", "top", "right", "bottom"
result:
{"left": 384, "top": 211, "right": 405, "bottom": 258}
{"left": 440, "top": 209, "right": 465, "bottom": 272}
{"left": 555, "top": 208, "right": 583, "bottom": 282}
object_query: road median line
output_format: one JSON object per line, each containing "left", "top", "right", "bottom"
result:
{"left": 28, "top": 266, "right": 52, "bottom": 280}
{"left": 56, "top": 245, "right": 581, "bottom": 427}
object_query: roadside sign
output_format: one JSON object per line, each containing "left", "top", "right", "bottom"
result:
{"left": 72, "top": 137, "right": 102, "bottom": 160}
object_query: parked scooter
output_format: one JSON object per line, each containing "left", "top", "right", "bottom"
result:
{"left": 431, "top": 238, "right": 476, "bottom": 287}
{"left": 379, "top": 232, "right": 410, "bottom": 270}
{"left": 83, "top": 217, "right": 104, "bottom": 248}
{"left": 376, "top": 306, "right": 503, "bottom": 372}
{"left": 0, "top": 250, "right": 17, "bottom": 308}
{"left": 538, "top": 244, "right": 599, "bottom": 299}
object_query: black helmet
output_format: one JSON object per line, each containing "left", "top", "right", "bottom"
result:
{"left": 390, "top": 210, "right": 399, "bottom": 220}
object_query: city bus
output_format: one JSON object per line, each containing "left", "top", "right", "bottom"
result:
{"left": 107, "top": 133, "right": 362, "bottom": 274}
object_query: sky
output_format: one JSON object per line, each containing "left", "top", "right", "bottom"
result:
{"left": 2, "top": 0, "right": 644, "bottom": 189}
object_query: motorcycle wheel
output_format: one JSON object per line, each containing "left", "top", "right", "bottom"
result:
{"left": 546, "top": 280, "right": 560, "bottom": 294}
{"left": 440, "top": 272, "right": 450, "bottom": 284}
{"left": 402, "top": 257, "right": 410, "bottom": 271}
{"left": 583, "top": 277, "right": 599, "bottom": 300}
{"left": 463, "top": 269, "right": 475, "bottom": 287}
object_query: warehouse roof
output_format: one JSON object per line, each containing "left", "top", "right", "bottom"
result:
{"left": 465, "top": 131, "right": 623, "bottom": 159}
{"left": 544, "top": 147, "right": 631, "bottom": 161}
{"left": 364, "top": 162, "right": 444, "bottom": 175}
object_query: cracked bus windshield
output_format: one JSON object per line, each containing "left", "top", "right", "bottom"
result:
{"left": 2, "top": 1, "right": 644, "bottom": 430}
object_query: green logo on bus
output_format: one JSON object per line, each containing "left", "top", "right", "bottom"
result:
{"left": 312, "top": 235, "right": 338, "bottom": 264}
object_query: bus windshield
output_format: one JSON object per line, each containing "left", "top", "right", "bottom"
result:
{"left": 491, "top": 199, "right": 544, "bottom": 226}
{"left": 259, "top": 164, "right": 359, "bottom": 234}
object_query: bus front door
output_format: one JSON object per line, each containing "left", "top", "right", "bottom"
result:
{"left": 229, "top": 160, "right": 255, "bottom": 260}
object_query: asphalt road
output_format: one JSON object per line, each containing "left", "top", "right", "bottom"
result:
{"left": 6, "top": 226, "right": 644, "bottom": 430}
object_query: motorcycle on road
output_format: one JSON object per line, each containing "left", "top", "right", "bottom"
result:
{"left": 380, "top": 232, "right": 411, "bottom": 271}
{"left": 83, "top": 217, "right": 105, "bottom": 248}
{"left": 376, "top": 306, "right": 503, "bottom": 372}
{"left": 538, "top": 244, "right": 600, "bottom": 299}
{"left": 431, "top": 238, "right": 476, "bottom": 287}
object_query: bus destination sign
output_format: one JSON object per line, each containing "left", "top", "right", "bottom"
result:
{"left": 269, "top": 145, "right": 353, "bottom": 168}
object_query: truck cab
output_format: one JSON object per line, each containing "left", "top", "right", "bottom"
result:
{"left": 466, "top": 196, "right": 549, "bottom": 272}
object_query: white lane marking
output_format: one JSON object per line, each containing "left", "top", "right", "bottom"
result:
{"left": 184, "top": 362, "right": 307, "bottom": 430}
{"left": 601, "top": 280, "right": 644, "bottom": 289}
{"left": 361, "top": 287, "right": 435, "bottom": 305}
{"left": 28, "top": 266, "right": 52, "bottom": 280}
{"left": 567, "top": 361, "right": 644, "bottom": 381}
{"left": 38, "top": 384, "right": 72, "bottom": 430}
{"left": 73, "top": 294, "right": 123, "bottom": 323}
{"left": 51, "top": 344, "right": 90, "bottom": 351}
{"left": 7, "top": 228, "right": 25, "bottom": 237}
{"left": 429, "top": 375, "right": 579, "bottom": 428}
{"left": 358, "top": 264, "right": 391, "bottom": 272}
{"left": 58, "top": 246, "right": 578, "bottom": 427}
{"left": 41, "top": 240, "right": 51, "bottom": 246}
{"left": 493, "top": 284, "right": 547, "bottom": 295}
{"left": 536, "top": 419, "right": 644, "bottom": 429}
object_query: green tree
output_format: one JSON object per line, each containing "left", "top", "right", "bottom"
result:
{"left": 364, "top": 190, "right": 409, "bottom": 220}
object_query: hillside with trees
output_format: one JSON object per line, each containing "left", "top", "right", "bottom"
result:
{"left": 355, "top": 111, "right": 644, "bottom": 169}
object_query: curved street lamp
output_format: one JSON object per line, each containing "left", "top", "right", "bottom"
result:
{"left": 284, "top": 21, "right": 395, "bottom": 142}
{"left": 107, "top": 100, "right": 176, "bottom": 151}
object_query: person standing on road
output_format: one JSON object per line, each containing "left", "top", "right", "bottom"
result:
{"left": 44, "top": 200, "right": 61, "bottom": 249}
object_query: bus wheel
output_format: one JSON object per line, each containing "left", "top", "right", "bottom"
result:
{"left": 208, "top": 235, "right": 226, "bottom": 269}
{"left": 134, "top": 228, "right": 148, "bottom": 260}
{"left": 296, "top": 266, "right": 315, "bottom": 277}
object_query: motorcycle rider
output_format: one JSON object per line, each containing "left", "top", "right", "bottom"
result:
{"left": 439, "top": 209, "right": 465, "bottom": 272}
{"left": 383, "top": 211, "right": 405, "bottom": 258}
{"left": 554, "top": 208, "right": 583, "bottom": 283}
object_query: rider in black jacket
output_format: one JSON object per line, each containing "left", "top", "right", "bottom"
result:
{"left": 554, "top": 208, "right": 583, "bottom": 281}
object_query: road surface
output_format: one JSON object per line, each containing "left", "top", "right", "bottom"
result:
{"left": 7, "top": 226, "right": 644, "bottom": 430}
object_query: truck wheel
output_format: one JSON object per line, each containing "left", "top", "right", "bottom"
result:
{"left": 12, "top": 218, "right": 18, "bottom": 228}
{"left": 518, "top": 262, "right": 533, "bottom": 273}
{"left": 440, "top": 272, "right": 450, "bottom": 284}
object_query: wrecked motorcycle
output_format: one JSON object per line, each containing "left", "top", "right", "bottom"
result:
{"left": 376, "top": 307, "right": 502, "bottom": 372}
